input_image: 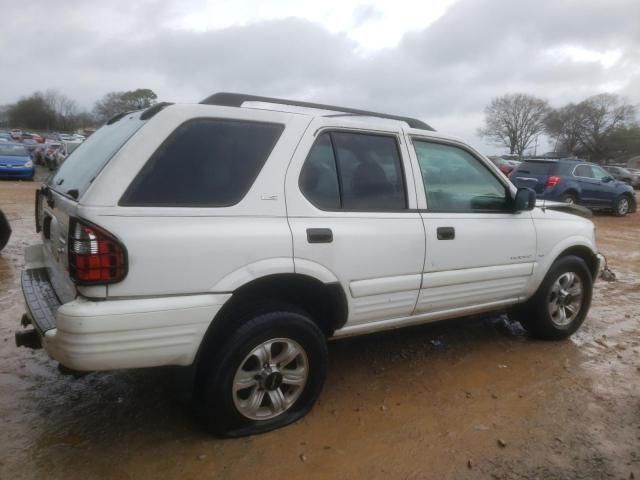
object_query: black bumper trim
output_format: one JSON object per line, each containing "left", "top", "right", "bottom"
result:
{"left": 21, "top": 268, "right": 61, "bottom": 335}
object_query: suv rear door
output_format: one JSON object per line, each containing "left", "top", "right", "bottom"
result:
{"left": 286, "top": 118, "right": 426, "bottom": 329}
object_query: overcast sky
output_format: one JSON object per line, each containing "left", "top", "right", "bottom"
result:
{"left": 1, "top": 0, "right": 639, "bottom": 153}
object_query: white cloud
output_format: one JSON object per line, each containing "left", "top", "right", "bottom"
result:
{"left": 0, "top": 0, "right": 638, "bottom": 154}
{"left": 171, "top": 0, "right": 457, "bottom": 52}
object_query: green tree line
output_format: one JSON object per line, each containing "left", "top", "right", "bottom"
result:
{"left": 1, "top": 88, "right": 157, "bottom": 132}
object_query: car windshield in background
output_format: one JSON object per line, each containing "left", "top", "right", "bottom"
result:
{"left": 516, "top": 161, "right": 554, "bottom": 175}
{"left": 0, "top": 144, "right": 28, "bottom": 156}
{"left": 49, "top": 112, "right": 146, "bottom": 199}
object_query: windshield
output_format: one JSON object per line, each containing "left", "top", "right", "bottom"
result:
{"left": 0, "top": 144, "right": 28, "bottom": 156}
{"left": 49, "top": 112, "right": 146, "bottom": 199}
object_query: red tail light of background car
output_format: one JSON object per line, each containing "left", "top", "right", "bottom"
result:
{"left": 546, "top": 176, "right": 560, "bottom": 188}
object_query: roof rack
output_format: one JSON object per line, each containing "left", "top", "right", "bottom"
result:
{"left": 199, "top": 92, "right": 435, "bottom": 131}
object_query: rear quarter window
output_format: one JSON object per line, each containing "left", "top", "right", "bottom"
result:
{"left": 120, "top": 118, "right": 284, "bottom": 207}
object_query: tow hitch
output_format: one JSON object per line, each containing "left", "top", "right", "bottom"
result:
{"left": 15, "top": 314, "right": 42, "bottom": 349}
{"left": 15, "top": 328, "right": 42, "bottom": 349}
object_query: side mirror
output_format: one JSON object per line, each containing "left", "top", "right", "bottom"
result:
{"left": 602, "top": 176, "right": 613, "bottom": 183}
{"left": 514, "top": 187, "right": 536, "bottom": 212}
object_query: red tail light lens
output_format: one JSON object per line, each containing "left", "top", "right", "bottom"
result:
{"left": 68, "top": 218, "right": 127, "bottom": 285}
{"left": 546, "top": 176, "right": 560, "bottom": 188}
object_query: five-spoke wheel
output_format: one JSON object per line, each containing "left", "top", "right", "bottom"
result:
{"left": 232, "top": 338, "right": 309, "bottom": 420}
{"left": 198, "top": 309, "right": 327, "bottom": 437}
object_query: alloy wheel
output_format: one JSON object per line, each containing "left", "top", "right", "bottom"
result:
{"left": 232, "top": 338, "right": 309, "bottom": 420}
{"left": 547, "top": 272, "right": 583, "bottom": 326}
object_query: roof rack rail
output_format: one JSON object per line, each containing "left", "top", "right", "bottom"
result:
{"left": 199, "top": 92, "right": 435, "bottom": 131}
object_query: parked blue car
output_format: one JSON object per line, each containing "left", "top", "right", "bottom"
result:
{"left": 0, "top": 143, "right": 34, "bottom": 180}
{"left": 511, "top": 158, "right": 637, "bottom": 216}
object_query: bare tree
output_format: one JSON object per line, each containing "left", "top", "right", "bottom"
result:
{"left": 576, "top": 93, "right": 636, "bottom": 160}
{"left": 478, "top": 93, "right": 550, "bottom": 156}
{"left": 544, "top": 103, "right": 584, "bottom": 155}
{"left": 43, "top": 89, "right": 80, "bottom": 131}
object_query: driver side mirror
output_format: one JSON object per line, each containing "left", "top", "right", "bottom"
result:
{"left": 514, "top": 187, "right": 536, "bottom": 212}
{"left": 602, "top": 176, "right": 613, "bottom": 183}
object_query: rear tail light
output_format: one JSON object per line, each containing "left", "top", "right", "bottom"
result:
{"left": 546, "top": 176, "right": 560, "bottom": 188}
{"left": 68, "top": 218, "right": 127, "bottom": 285}
{"left": 34, "top": 189, "right": 43, "bottom": 233}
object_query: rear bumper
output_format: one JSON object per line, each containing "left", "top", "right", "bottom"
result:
{"left": 20, "top": 267, "right": 230, "bottom": 371}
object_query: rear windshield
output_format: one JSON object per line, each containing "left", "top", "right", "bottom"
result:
{"left": 49, "top": 112, "right": 146, "bottom": 199}
{"left": 0, "top": 144, "right": 28, "bottom": 156}
{"left": 515, "top": 161, "right": 555, "bottom": 175}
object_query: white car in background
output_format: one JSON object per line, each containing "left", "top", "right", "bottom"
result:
{"left": 16, "top": 93, "right": 604, "bottom": 437}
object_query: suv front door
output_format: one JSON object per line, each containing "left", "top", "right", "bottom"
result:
{"left": 572, "top": 163, "right": 600, "bottom": 206}
{"left": 589, "top": 164, "right": 617, "bottom": 207}
{"left": 286, "top": 120, "right": 425, "bottom": 329}
{"left": 407, "top": 137, "right": 537, "bottom": 314}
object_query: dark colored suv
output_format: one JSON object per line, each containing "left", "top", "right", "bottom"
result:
{"left": 511, "top": 159, "right": 637, "bottom": 216}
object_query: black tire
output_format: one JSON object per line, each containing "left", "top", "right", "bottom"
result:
{"left": 511, "top": 255, "right": 592, "bottom": 340}
{"left": 613, "top": 194, "right": 631, "bottom": 217}
{"left": 561, "top": 192, "right": 577, "bottom": 204}
{"left": 0, "top": 210, "right": 11, "bottom": 251}
{"left": 198, "top": 310, "right": 328, "bottom": 437}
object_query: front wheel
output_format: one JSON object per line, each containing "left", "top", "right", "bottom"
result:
{"left": 511, "top": 255, "right": 593, "bottom": 340}
{"left": 198, "top": 310, "right": 328, "bottom": 437}
{"left": 613, "top": 195, "right": 631, "bottom": 217}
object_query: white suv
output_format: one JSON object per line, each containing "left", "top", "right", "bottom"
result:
{"left": 16, "top": 93, "right": 604, "bottom": 436}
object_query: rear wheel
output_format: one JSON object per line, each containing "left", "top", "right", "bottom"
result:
{"left": 561, "top": 193, "right": 576, "bottom": 204}
{"left": 613, "top": 195, "right": 631, "bottom": 216}
{"left": 197, "top": 310, "right": 327, "bottom": 437}
{"left": 511, "top": 255, "right": 592, "bottom": 340}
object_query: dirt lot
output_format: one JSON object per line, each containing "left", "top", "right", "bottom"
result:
{"left": 1, "top": 170, "right": 638, "bottom": 480}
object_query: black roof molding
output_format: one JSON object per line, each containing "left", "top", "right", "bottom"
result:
{"left": 140, "top": 102, "right": 174, "bottom": 120}
{"left": 200, "top": 92, "right": 435, "bottom": 131}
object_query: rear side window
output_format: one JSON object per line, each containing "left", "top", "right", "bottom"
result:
{"left": 121, "top": 119, "right": 283, "bottom": 207}
{"left": 299, "top": 134, "right": 340, "bottom": 209}
{"left": 299, "top": 131, "right": 407, "bottom": 211}
{"left": 515, "top": 161, "right": 554, "bottom": 175}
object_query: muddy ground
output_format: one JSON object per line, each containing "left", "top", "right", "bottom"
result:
{"left": 0, "top": 169, "right": 638, "bottom": 480}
